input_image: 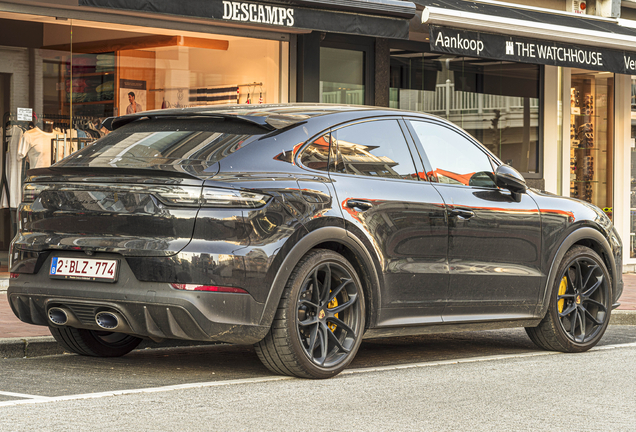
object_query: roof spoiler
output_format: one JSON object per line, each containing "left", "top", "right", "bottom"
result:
{"left": 102, "top": 112, "right": 278, "bottom": 132}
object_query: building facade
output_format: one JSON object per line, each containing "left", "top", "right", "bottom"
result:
{"left": 3, "top": 0, "right": 636, "bottom": 272}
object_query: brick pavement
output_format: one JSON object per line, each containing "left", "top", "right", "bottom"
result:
{"left": 0, "top": 292, "right": 51, "bottom": 338}
{"left": 1, "top": 274, "right": 635, "bottom": 340}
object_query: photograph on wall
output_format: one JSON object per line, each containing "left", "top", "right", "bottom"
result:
{"left": 119, "top": 79, "right": 146, "bottom": 115}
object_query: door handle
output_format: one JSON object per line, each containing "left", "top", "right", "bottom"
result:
{"left": 449, "top": 208, "right": 475, "bottom": 220}
{"left": 346, "top": 199, "right": 373, "bottom": 211}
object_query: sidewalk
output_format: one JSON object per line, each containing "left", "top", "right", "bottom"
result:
{"left": 2, "top": 273, "right": 635, "bottom": 358}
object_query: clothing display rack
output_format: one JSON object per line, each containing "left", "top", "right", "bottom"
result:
{"left": 1, "top": 111, "right": 31, "bottom": 209}
{"left": 0, "top": 113, "right": 104, "bottom": 215}
{"left": 51, "top": 134, "right": 93, "bottom": 164}
{"left": 150, "top": 82, "right": 263, "bottom": 92}
{"left": 149, "top": 82, "right": 265, "bottom": 106}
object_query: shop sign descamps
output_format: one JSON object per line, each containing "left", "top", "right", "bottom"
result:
{"left": 222, "top": 1, "right": 295, "bottom": 26}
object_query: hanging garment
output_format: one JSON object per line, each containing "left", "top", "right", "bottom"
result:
{"left": 0, "top": 126, "right": 6, "bottom": 209}
{"left": 18, "top": 126, "right": 56, "bottom": 170}
{"left": 7, "top": 125, "right": 24, "bottom": 208}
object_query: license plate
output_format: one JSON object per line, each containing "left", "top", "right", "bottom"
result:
{"left": 50, "top": 257, "right": 119, "bottom": 282}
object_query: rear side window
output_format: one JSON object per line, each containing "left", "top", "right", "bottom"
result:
{"left": 300, "top": 133, "right": 332, "bottom": 171}
{"left": 409, "top": 121, "right": 496, "bottom": 188}
{"left": 56, "top": 118, "right": 267, "bottom": 170}
{"left": 332, "top": 120, "right": 419, "bottom": 181}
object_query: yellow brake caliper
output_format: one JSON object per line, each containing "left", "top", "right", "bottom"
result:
{"left": 327, "top": 295, "right": 339, "bottom": 332}
{"left": 557, "top": 276, "right": 567, "bottom": 313}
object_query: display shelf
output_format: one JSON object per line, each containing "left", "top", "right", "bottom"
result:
{"left": 60, "top": 52, "right": 116, "bottom": 118}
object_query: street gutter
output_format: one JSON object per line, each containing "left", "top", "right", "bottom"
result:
{"left": 2, "top": 312, "right": 635, "bottom": 360}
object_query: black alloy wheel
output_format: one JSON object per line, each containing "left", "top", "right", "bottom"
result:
{"left": 255, "top": 249, "right": 365, "bottom": 378}
{"left": 526, "top": 245, "right": 611, "bottom": 352}
{"left": 296, "top": 260, "right": 361, "bottom": 368}
{"left": 555, "top": 256, "right": 609, "bottom": 343}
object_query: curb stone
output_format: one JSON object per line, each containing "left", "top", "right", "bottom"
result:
{"left": 609, "top": 310, "right": 636, "bottom": 325}
{"left": 1, "top": 312, "right": 634, "bottom": 360}
{"left": 0, "top": 336, "right": 221, "bottom": 359}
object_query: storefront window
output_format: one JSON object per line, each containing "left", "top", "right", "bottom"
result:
{"left": 0, "top": 14, "right": 287, "bottom": 263}
{"left": 569, "top": 70, "right": 614, "bottom": 220}
{"left": 320, "top": 47, "right": 365, "bottom": 105}
{"left": 389, "top": 53, "right": 540, "bottom": 175}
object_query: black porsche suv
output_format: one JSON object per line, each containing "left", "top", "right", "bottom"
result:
{"left": 8, "top": 105, "right": 623, "bottom": 378}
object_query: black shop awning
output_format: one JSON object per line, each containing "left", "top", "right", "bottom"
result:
{"left": 79, "top": 0, "right": 417, "bottom": 39}
{"left": 417, "top": 0, "right": 636, "bottom": 74}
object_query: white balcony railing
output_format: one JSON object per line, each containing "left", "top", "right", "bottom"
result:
{"left": 390, "top": 80, "right": 539, "bottom": 117}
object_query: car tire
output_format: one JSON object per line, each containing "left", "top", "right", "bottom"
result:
{"left": 526, "top": 245, "right": 612, "bottom": 352}
{"left": 255, "top": 249, "right": 366, "bottom": 379}
{"left": 49, "top": 326, "right": 142, "bottom": 357}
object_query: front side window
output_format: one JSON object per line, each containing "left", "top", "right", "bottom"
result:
{"left": 332, "top": 120, "right": 419, "bottom": 181}
{"left": 409, "top": 121, "right": 496, "bottom": 188}
{"left": 390, "top": 54, "right": 540, "bottom": 175}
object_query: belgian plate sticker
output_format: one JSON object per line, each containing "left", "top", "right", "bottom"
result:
{"left": 50, "top": 257, "right": 59, "bottom": 275}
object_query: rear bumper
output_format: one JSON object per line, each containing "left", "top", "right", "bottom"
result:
{"left": 7, "top": 252, "right": 269, "bottom": 344}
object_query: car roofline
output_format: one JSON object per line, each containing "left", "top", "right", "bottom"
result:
{"left": 102, "top": 104, "right": 389, "bottom": 132}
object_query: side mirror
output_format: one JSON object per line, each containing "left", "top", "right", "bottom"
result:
{"left": 495, "top": 165, "right": 527, "bottom": 200}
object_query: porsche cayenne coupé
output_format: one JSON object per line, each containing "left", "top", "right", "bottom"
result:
{"left": 7, "top": 105, "right": 623, "bottom": 378}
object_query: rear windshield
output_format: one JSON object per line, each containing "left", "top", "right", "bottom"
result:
{"left": 56, "top": 118, "right": 267, "bottom": 174}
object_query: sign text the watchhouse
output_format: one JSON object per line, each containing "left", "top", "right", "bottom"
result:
{"left": 222, "top": 1, "right": 295, "bottom": 26}
{"left": 429, "top": 25, "right": 636, "bottom": 75}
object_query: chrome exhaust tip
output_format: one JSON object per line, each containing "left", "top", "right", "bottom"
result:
{"left": 48, "top": 307, "right": 70, "bottom": 326}
{"left": 95, "top": 311, "right": 122, "bottom": 330}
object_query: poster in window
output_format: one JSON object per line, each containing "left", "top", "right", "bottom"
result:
{"left": 119, "top": 79, "right": 146, "bottom": 115}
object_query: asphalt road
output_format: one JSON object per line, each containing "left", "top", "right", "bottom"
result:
{"left": 1, "top": 327, "right": 635, "bottom": 431}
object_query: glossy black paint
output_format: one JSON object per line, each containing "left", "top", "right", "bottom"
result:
{"left": 8, "top": 104, "right": 623, "bottom": 345}
{"left": 494, "top": 164, "right": 528, "bottom": 194}
{"left": 434, "top": 184, "right": 543, "bottom": 320}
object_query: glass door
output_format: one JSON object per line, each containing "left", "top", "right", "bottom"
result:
{"left": 319, "top": 47, "right": 365, "bottom": 105}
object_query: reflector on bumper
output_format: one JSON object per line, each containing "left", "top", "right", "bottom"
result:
{"left": 170, "top": 283, "right": 248, "bottom": 293}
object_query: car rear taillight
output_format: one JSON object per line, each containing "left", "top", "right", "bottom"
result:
{"left": 10, "top": 273, "right": 19, "bottom": 279}
{"left": 201, "top": 188, "right": 269, "bottom": 209}
{"left": 170, "top": 283, "right": 248, "bottom": 293}
{"left": 153, "top": 186, "right": 269, "bottom": 209}
{"left": 22, "top": 184, "right": 50, "bottom": 203}
{"left": 152, "top": 186, "right": 202, "bottom": 207}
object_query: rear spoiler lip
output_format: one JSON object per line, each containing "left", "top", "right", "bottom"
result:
{"left": 102, "top": 112, "right": 278, "bottom": 131}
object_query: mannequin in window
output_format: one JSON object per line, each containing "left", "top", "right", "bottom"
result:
{"left": 42, "top": 120, "right": 53, "bottom": 133}
{"left": 18, "top": 121, "right": 56, "bottom": 173}
{"left": 126, "top": 92, "right": 143, "bottom": 114}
